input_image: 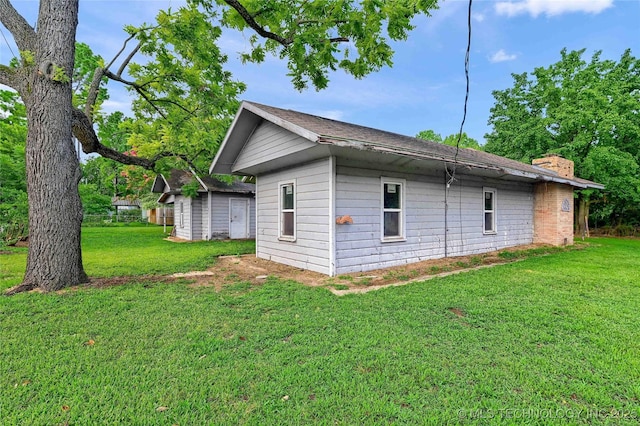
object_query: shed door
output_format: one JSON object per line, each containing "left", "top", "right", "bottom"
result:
{"left": 229, "top": 199, "right": 249, "bottom": 239}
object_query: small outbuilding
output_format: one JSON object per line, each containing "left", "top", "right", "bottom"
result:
{"left": 152, "top": 169, "right": 255, "bottom": 240}
{"left": 210, "top": 101, "right": 603, "bottom": 275}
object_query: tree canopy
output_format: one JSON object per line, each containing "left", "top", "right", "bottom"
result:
{"left": 484, "top": 48, "right": 640, "bottom": 228}
{"left": 416, "top": 129, "right": 481, "bottom": 150}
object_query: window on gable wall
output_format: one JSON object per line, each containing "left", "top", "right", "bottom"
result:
{"left": 381, "top": 178, "right": 405, "bottom": 241}
{"left": 279, "top": 181, "right": 296, "bottom": 241}
{"left": 179, "top": 201, "right": 184, "bottom": 228}
{"left": 483, "top": 187, "right": 496, "bottom": 234}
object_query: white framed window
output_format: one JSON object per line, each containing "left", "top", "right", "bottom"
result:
{"left": 278, "top": 180, "right": 296, "bottom": 241}
{"left": 381, "top": 177, "right": 406, "bottom": 242}
{"left": 179, "top": 201, "right": 184, "bottom": 228}
{"left": 483, "top": 187, "right": 497, "bottom": 234}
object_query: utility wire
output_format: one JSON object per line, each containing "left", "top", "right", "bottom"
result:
{"left": 446, "top": 0, "right": 473, "bottom": 186}
{"left": 0, "top": 26, "right": 17, "bottom": 60}
{"left": 444, "top": 0, "right": 473, "bottom": 257}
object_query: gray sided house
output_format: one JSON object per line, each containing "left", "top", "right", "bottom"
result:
{"left": 210, "top": 101, "right": 603, "bottom": 276}
{"left": 152, "top": 170, "right": 255, "bottom": 241}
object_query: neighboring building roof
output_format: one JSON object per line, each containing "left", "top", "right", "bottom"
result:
{"left": 151, "top": 169, "right": 255, "bottom": 200}
{"left": 112, "top": 197, "right": 141, "bottom": 207}
{"left": 211, "top": 101, "right": 604, "bottom": 190}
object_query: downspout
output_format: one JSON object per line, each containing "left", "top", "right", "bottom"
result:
{"left": 255, "top": 176, "right": 260, "bottom": 257}
{"left": 189, "top": 198, "right": 193, "bottom": 241}
{"left": 207, "top": 191, "right": 212, "bottom": 240}
{"left": 444, "top": 169, "right": 449, "bottom": 258}
{"left": 328, "top": 156, "right": 336, "bottom": 276}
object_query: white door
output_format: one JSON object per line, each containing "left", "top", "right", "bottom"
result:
{"left": 229, "top": 199, "right": 249, "bottom": 239}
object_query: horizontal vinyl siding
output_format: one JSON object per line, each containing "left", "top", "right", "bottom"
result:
{"left": 191, "top": 196, "right": 204, "bottom": 241}
{"left": 174, "top": 196, "right": 191, "bottom": 240}
{"left": 202, "top": 195, "right": 210, "bottom": 239}
{"left": 234, "top": 121, "right": 315, "bottom": 172}
{"left": 443, "top": 175, "right": 533, "bottom": 256}
{"left": 335, "top": 168, "right": 445, "bottom": 274}
{"left": 210, "top": 193, "right": 230, "bottom": 239}
{"left": 256, "top": 158, "right": 330, "bottom": 274}
{"left": 208, "top": 193, "right": 255, "bottom": 239}
{"left": 334, "top": 166, "right": 534, "bottom": 274}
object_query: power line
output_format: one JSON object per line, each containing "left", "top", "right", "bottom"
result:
{"left": 446, "top": 0, "right": 473, "bottom": 186}
{"left": 444, "top": 0, "right": 473, "bottom": 257}
{"left": 0, "top": 26, "right": 17, "bottom": 60}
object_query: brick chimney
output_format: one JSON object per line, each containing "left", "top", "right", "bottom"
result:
{"left": 532, "top": 155, "right": 575, "bottom": 246}
{"left": 532, "top": 154, "right": 574, "bottom": 178}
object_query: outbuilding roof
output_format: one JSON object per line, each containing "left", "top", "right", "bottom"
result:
{"left": 211, "top": 101, "right": 603, "bottom": 189}
{"left": 151, "top": 169, "right": 255, "bottom": 200}
{"left": 111, "top": 197, "right": 141, "bottom": 207}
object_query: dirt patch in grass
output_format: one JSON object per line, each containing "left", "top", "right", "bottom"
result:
{"left": 448, "top": 307, "right": 466, "bottom": 318}
{"left": 52, "top": 242, "right": 586, "bottom": 294}
{"left": 177, "top": 243, "right": 585, "bottom": 294}
{"left": 85, "top": 275, "right": 179, "bottom": 288}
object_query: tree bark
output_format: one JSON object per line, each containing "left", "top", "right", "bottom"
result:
{"left": 12, "top": 0, "right": 88, "bottom": 293}
{"left": 575, "top": 193, "right": 590, "bottom": 239}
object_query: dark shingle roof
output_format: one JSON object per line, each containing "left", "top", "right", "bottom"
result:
{"left": 241, "top": 102, "right": 602, "bottom": 189}
{"left": 112, "top": 198, "right": 141, "bottom": 207}
{"left": 157, "top": 169, "right": 254, "bottom": 194}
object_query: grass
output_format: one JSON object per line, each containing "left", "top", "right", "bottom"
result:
{"left": 1, "top": 235, "right": 639, "bottom": 424}
{"left": 0, "top": 227, "right": 255, "bottom": 290}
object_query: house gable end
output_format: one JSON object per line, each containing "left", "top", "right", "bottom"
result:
{"left": 233, "top": 120, "right": 317, "bottom": 174}
{"left": 151, "top": 174, "right": 170, "bottom": 193}
{"left": 210, "top": 101, "right": 320, "bottom": 175}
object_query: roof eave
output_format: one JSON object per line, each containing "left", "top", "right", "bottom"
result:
{"left": 157, "top": 193, "right": 175, "bottom": 204}
{"left": 498, "top": 166, "right": 602, "bottom": 188}
{"left": 211, "top": 188, "right": 255, "bottom": 194}
{"left": 319, "top": 137, "right": 504, "bottom": 173}
{"left": 319, "top": 137, "right": 604, "bottom": 188}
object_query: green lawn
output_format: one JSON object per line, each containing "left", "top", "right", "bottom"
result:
{"left": 1, "top": 227, "right": 255, "bottom": 289}
{"left": 1, "top": 233, "right": 639, "bottom": 424}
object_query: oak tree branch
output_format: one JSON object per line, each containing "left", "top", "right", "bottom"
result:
{"left": 223, "top": 0, "right": 292, "bottom": 46}
{"left": 0, "top": 64, "right": 16, "bottom": 87}
{"left": 0, "top": 0, "right": 36, "bottom": 52}
{"left": 72, "top": 108, "right": 155, "bottom": 169}
{"left": 116, "top": 41, "right": 141, "bottom": 77}
{"left": 84, "top": 66, "right": 104, "bottom": 120}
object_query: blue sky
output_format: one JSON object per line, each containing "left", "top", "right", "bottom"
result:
{"left": 1, "top": 0, "right": 638, "bottom": 144}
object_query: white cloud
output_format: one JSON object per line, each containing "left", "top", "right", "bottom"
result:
{"left": 101, "top": 98, "right": 134, "bottom": 116}
{"left": 495, "top": 0, "right": 614, "bottom": 18}
{"left": 311, "top": 110, "right": 345, "bottom": 121}
{"left": 472, "top": 13, "right": 485, "bottom": 22}
{"left": 489, "top": 49, "right": 518, "bottom": 63}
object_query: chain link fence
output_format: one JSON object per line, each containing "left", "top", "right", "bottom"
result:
{"left": 83, "top": 212, "right": 145, "bottom": 226}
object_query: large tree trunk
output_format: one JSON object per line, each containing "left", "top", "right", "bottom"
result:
{"left": 9, "top": 0, "right": 87, "bottom": 293}
{"left": 575, "top": 193, "right": 590, "bottom": 239}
